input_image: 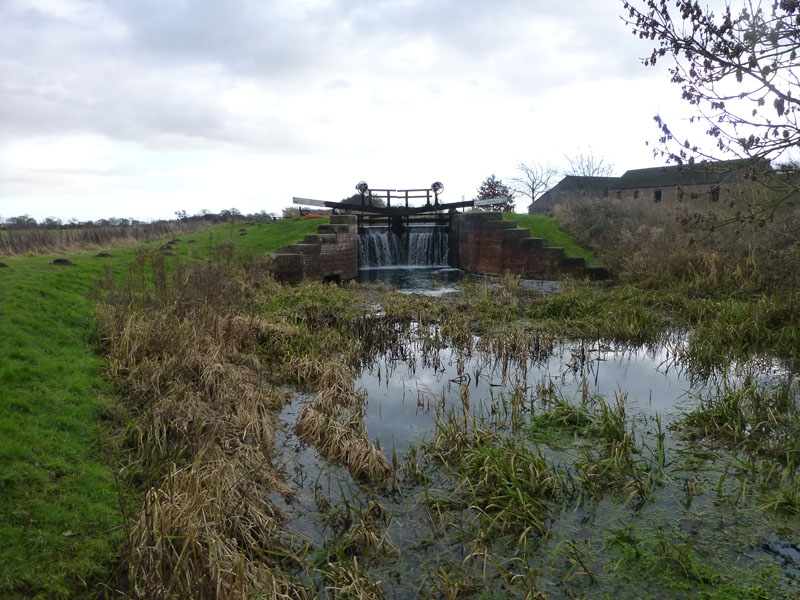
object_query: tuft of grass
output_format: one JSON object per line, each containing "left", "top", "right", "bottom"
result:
{"left": 680, "top": 380, "right": 800, "bottom": 461}
{"left": 605, "top": 525, "right": 788, "bottom": 599}
{"left": 425, "top": 424, "right": 565, "bottom": 542}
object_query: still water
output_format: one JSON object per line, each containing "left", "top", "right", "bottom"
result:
{"left": 357, "top": 266, "right": 559, "bottom": 295}
{"left": 273, "top": 263, "right": 796, "bottom": 597}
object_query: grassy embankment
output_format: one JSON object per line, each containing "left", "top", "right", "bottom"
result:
{"left": 507, "top": 213, "right": 597, "bottom": 263}
{"left": 0, "top": 217, "right": 326, "bottom": 598}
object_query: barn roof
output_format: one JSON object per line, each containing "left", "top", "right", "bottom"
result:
{"left": 610, "top": 159, "right": 764, "bottom": 190}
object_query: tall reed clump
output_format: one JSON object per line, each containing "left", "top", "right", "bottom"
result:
{"left": 681, "top": 380, "right": 800, "bottom": 460}
{"left": 95, "top": 249, "right": 311, "bottom": 599}
{"left": 573, "top": 394, "right": 658, "bottom": 504}
{"left": 679, "top": 379, "right": 800, "bottom": 514}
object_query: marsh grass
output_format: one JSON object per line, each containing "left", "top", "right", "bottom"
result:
{"left": 425, "top": 423, "right": 565, "bottom": 543}
{"left": 315, "top": 556, "right": 385, "bottom": 600}
{"left": 317, "top": 499, "right": 398, "bottom": 559}
{"left": 95, "top": 250, "right": 318, "bottom": 598}
{"left": 603, "top": 524, "right": 790, "bottom": 599}
{"left": 680, "top": 380, "right": 800, "bottom": 461}
{"left": 16, "top": 205, "right": 797, "bottom": 598}
{"left": 92, "top": 239, "right": 410, "bottom": 596}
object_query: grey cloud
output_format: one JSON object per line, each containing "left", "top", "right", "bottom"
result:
{"left": 0, "top": 0, "right": 654, "bottom": 150}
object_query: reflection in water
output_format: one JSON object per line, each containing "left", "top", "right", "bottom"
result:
{"left": 274, "top": 317, "right": 794, "bottom": 598}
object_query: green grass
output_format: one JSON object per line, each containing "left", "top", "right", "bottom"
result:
{"left": 506, "top": 213, "right": 597, "bottom": 263}
{"left": 0, "top": 218, "right": 322, "bottom": 598}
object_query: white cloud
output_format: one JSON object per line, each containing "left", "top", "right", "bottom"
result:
{"left": 0, "top": 0, "right": 690, "bottom": 221}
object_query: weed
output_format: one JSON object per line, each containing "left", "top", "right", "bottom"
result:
{"left": 315, "top": 556, "right": 384, "bottom": 600}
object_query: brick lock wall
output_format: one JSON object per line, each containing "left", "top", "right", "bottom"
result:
{"left": 272, "top": 212, "right": 603, "bottom": 284}
{"left": 450, "top": 212, "right": 593, "bottom": 280}
{"left": 270, "top": 217, "right": 358, "bottom": 283}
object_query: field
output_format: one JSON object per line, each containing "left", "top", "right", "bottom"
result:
{"left": 2, "top": 211, "right": 799, "bottom": 599}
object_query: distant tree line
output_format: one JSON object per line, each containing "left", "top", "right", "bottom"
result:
{"left": 0, "top": 208, "right": 284, "bottom": 256}
{"left": 0, "top": 208, "right": 280, "bottom": 231}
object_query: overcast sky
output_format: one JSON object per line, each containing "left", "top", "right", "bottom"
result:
{"left": 0, "top": 0, "right": 692, "bottom": 222}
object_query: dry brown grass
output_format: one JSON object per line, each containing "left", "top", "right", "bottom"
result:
{"left": 94, "top": 246, "right": 401, "bottom": 597}
{"left": 130, "top": 454, "right": 307, "bottom": 600}
{"left": 291, "top": 357, "right": 393, "bottom": 483}
{"left": 95, "top": 253, "right": 317, "bottom": 598}
{"left": 0, "top": 219, "right": 217, "bottom": 256}
{"left": 554, "top": 193, "right": 800, "bottom": 294}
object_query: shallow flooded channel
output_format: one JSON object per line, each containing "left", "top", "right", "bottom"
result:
{"left": 273, "top": 316, "right": 798, "bottom": 598}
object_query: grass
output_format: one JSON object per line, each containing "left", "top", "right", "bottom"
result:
{"left": 0, "top": 219, "right": 324, "bottom": 598}
{"left": 0, "top": 253, "right": 127, "bottom": 598}
{"left": 506, "top": 213, "right": 596, "bottom": 263}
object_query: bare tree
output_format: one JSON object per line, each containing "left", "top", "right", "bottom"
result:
{"left": 510, "top": 162, "right": 558, "bottom": 207}
{"left": 621, "top": 0, "right": 800, "bottom": 164}
{"left": 564, "top": 149, "right": 614, "bottom": 177}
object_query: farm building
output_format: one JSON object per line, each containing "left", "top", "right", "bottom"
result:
{"left": 528, "top": 176, "right": 618, "bottom": 214}
{"left": 528, "top": 159, "right": 780, "bottom": 214}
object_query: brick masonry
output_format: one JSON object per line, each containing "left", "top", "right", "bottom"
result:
{"left": 270, "top": 215, "right": 358, "bottom": 284}
{"left": 450, "top": 212, "right": 606, "bottom": 280}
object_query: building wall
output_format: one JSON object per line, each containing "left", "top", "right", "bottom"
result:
{"left": 610, "top": 183, "right": 725, "bottom": 204}
{"left": 609, "top": 180, "right": 774, "bottom": 206}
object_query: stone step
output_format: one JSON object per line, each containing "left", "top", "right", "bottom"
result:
{"left": 271, "top": 250, "right": 300, "bottom": 260}
{"left": 317, "top": 224, "right": 355, "bottom": 234}
{"left": 521, "top": 237, "right": 549, "bottom": 249}
{"left": 303, "top": 233, "right": 337, "bottom": 244}
{"left": 562, "top": 257, "right": 586, "bottom": 268}
{"left": 287, "top": 243, "right": 321, "bottom": 255}
{"left": 502, "top": 228, "right": 530, "bottom": 239}
{"left": 541, "top": 247, "right": 565, "bottom": 260}
{"left": 483, "top": 219, "right": 517, "bottom": 230}
{"left": 330, "top": 215, "right": 357, "bottom": 225}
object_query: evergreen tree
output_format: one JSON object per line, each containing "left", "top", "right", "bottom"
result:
{"left": 474, "top": 174, "right": 515, "bottom": 212}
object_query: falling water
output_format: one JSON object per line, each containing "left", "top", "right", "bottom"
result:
{"left": 358, "top": 226, "right": 449, "bottom": 267}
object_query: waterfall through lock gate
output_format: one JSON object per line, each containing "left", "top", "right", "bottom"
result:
{"left": 358, "top": 226, "right": 449, "bottom": 267}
